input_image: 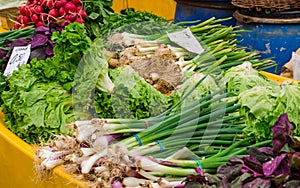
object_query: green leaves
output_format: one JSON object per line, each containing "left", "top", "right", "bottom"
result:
{"left": 30, "top": 23, "right": 92, "bottom": 88}
{"left": 0, "top": 23, "right": 93, "bottom": 144}
{"left": 1, "top": 73, "right": 75, "bottom": 144}
{"left": 95, "top": 66, "right": 170, "bottom": 119}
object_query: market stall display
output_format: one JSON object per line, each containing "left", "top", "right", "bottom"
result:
{"left": 0, "top": 0, "right": 299, "bottom": 187}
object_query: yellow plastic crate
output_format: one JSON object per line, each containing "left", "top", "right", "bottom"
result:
{"left": 0, "top": 72, "right": 296, "bottom": 188}
{"left": 260, "top": 71, "right": 298, "bottom": 84}
{"left": 0, "top": 115, "right": 85, "bottom": 188}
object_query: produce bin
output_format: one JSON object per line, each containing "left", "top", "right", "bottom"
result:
{"left": 174, "top": 0, "right": 236, "bottom": 26}
{"left": 0, "top": 114, "right": 85, "bottom": 188}
{"left": 0, "top": 71, "right": 296, "bottom": 187}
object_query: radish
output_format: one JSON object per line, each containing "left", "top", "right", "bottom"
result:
{"left": 78, "top": 9, "right": 87, "bottom": 19}
{"left": 32, "top": 0, "right": 38, "bottom": 5}
{"left": 72, "top": 0, "right": 82, "bottom": 5}
{"left": 25, "top": 8, "right": 31, "bottom": 17}
{"left": 66, "top": 14, "right": 76, "bottom": 21}
{"left": 23, "top": 16, "right": 30, "bottom": 25}
{"left": 19, "top": 6, "right": 26, "bottom": 16}
{"left": 39, "top": 13, "right": 47, "bottom": 21}
{"left": 31, "top": 14, "right": 39, "bottom": 24}
{"left": 29, "top": 6, "right": 36, "bottom": 15}
{"left": 49, "top": 8, "right": 59, "bottom": 18}
{"left": 34, "top": 5, "right": 44, "bottom": 14}
{"left": 55, "top": 1, "right": 62, "bottom": 9}
{"left": 59, "top": 7, "right": 66, "bottom": 16}
{"left": 47, "top": 0, "right": 54, "bottom": 9}
{"left": 36, "top": 21, "right": 44, "bottom": 27}
{"left": 39, "top": 0, "right": 47, "bottom": 7}
{"left": 75, "top": 17, "right": 84, "bottom": 23}
{"left": 65, "top": 2, "right": 76, "bottom": 12}
{"left": 13, "top": 23, "right": 20, "bottom": 30}
{"left": 60, "top": 0, "right": 68, "bottom": 6}
{"left": 16, "top": 15, "right": 22, "bottom": 23}
{"left": 76, "top": 5, "right": 82, "bottom": 11}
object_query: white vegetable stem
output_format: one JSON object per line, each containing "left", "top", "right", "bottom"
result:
{"left": 136, "top": 156, "right": 196, "bottom": 177}
{"left": 81, "top": 149, "right": 107, "bottom": 174}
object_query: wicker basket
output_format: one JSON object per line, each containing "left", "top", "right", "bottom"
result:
{"left": 231, "top": 0, "right": 300, "bottom": 11}
{"left": 0, "top": 7, "right": 20, "bottom": 30}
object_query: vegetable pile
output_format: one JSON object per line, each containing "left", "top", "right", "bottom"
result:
{"left": 1, "top": 1, "right": 299, "bottom": 187}
{"left": 14, "top": 0, "right": 87, "bottom": 29}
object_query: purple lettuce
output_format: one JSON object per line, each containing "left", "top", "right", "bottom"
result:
{"left": 215, "top": 113, "right": 300, "bottom": 188}
{"left": 271, "top": 113, "right": 293, "bottom": 154}
{"left": 262, "top": 153, "right": 289, "bottom": 176}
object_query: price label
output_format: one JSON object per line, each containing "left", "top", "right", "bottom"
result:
{"left": 167, "top": 28, "right": 204, "bottom": 54}
{"left": 292, "top": 52, "right": 300, "bottom": 81}
{"left": 4, "top": 44, "right": 31, "bottom": 77}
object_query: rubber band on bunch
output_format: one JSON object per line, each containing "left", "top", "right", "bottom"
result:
{"left": 134, "top": 134, "right": 143, "bottom": 146}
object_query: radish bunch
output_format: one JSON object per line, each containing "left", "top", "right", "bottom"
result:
{"left": 14, "top": 0, "right": 87, "bottom": 29}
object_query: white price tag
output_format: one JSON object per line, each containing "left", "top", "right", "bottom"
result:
{"left": 167, "top": 28, "right": 204, "bottom": 54}
{"left": 4, "top": 44, "right": 31, "bottom": 77}
{"left": 292, "top": 52, "right": 300, "bottom": 81}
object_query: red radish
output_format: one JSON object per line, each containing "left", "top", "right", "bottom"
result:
{"left": 19, "top": 6, "right": 26, "bottom": 16}
{"left": 16, "top": 15, "right": 22, "bottom": 23}
{"left": 66, "top": 14, "right": 77, "bottom": 21}
{"left": 47, "top": 0, "right": 54, "bottom": 9}
{"left": 78, "top": 9, "right": 87, "bottom": 19}
{"left": 39, "top": 13, "right": 47, "bottom": 21}
{"left": 36, "top": 21, "right": 44, "bottom": 27}
{"left": 32, "top": 0, "right": 38, "bottom": 5}
{"left": 60, "top": 0, "right": 68, "bottom": 6}
{"left": 40, "top": 0, "right": 47, "bottom": 7}
{"left": 75, "top": 17, "right": 84, "bottom": 23}
{"left": 23, "top": 16, "right": 30, "bottom": 25}
{"left": 55, "top": 1, "right": 62, "bottom": 9}
{"left": 25, "top": 9, "right": 31, "bottom": 17}
{"left": 72, "top": 0, "right": 81, "bottom": 5}
{"left": 59, "top": 7, "right": 66, "bottom": 16}
{"left": 76, "top": 5, "right": 82, "bottom": 11}
{"left": 65, "top": 2, "right": 76, "bottom": 12}
{"left": 34, "top": 5, "right": 44, "bottom": 14}
{"left": 13, "top": 23, "right": 20, "bottom": 30}
{"left": 49, "top": 8, "right": 59, "bottom": 18}
{"left": 31, "top": 14, "right": 39, "bottom": 23}
{"left": 29, "top": 6, "right": 36, "bottom": 15}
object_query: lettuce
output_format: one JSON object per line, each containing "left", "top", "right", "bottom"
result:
{"left": 220, "top": 61, "right": 278, "bottom": 95}
{"left": 1, "top": 65, "right": 75, "bottom": 144}
{"left": 95, "top": 66, "right": 170, "bottom": 119}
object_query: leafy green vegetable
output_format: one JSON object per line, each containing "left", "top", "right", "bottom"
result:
{"left": 95, "top": 66, "right": 170, "bottom": 119}
{"left": 275, "top": 81, "right": 300, "bottom": 135}
{"left": 84, "top": 7, "right": 167, "bottom": 39}
{"left": 0, "top": 23, "right": 93, "bottom": 144}
{"left": 83, "top": 0, "right": 114, "bottom": 39}
{"left": 220, "top": 61, "right": 278, "bottom": 95}
{"left": 30, "top": 22, "right": 92, "bottom": 90}
{"left": 1, "top": 64, "right": 75, "bottom": 144}
{"left": 238, "top": 86, "right": 280, "bottom": 140}
{"left": 238, "top": 81, "right": 300, "bottom": 141}
{"left": 73, "top": 38, "right": 114, "bottom": 116}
